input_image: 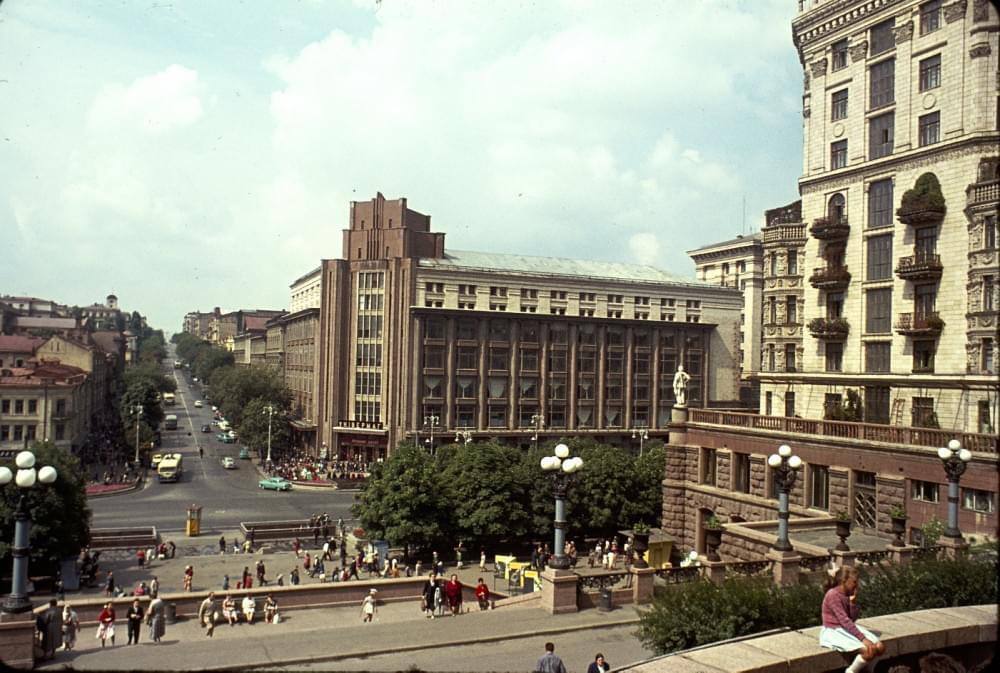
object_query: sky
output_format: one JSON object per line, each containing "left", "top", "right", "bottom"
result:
{"left": 0, "top": 0, "right": 804, "bottom": 332}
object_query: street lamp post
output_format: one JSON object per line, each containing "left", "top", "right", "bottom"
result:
{"left": 540, "top": 443, "right": 584, "bottom": 570}
{"left": 531, "top": 414, "right": 545, "bottom": 451}
{"left": 132, "top": 403, "right": 144, "bottom": 465}
{"left": 1, "top": 450, "right": 58, "bottom": 614}
{"left": 767, "top": 444, "right": 802, "bottom": 553}
{"left": 264, "top": 404, "right": 275, "bottom": 465}
{"left": 631, "top": 427, "right": 649, "bottom": 456}
{"left": 937, "top": 439, "right": 972, "bottom": 539}
{"left": 423, "top": 414, "right": 439, "bottom": 454}
{"left": 455, "top": 430, "right": 473, "bottom": 445}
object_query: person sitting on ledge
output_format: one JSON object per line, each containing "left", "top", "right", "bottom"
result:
{"left": 819, "top": 566, "right": 885, "bottom": 673}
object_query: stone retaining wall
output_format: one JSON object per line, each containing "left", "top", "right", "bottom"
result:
{"left": 89, "top": 527, "right": 159, "bottom": 550}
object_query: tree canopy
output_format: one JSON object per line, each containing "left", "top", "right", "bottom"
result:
{"left": 0, "top": 441, "right": 91, "bottom": 574}
{"left": 209, "top": 365, "right": 290, "bottom": 428}
{"left": 237, "top": 398, "right": 291, "bottom": 459}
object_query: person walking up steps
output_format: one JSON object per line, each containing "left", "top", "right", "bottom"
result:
{"left": 361, "top": 588, "right": 377, "bottom": 623}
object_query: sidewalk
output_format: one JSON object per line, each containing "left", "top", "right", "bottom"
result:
{"left": 37, "top": 596, "right": 642, "bottom": 671}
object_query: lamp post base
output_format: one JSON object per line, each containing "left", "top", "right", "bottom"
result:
{"left": 1, "top": 595, "right": 34, "bottom": 615}
{"left": 547, "top": 555, "right": 572, "bottom": 571}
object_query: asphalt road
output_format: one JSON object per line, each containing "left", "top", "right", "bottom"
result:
{"left": 89, "top": 363, "right": 355, "bottom": 536}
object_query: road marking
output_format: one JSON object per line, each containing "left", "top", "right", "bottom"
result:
{"left": 174, "top": 369, "right": 209, "bottom": 482}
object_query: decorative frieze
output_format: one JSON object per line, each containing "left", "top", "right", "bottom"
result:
{"left": 892, "top": 21, "right": 914, "bottom": 43}
{"left": 973, "top": 0, "right": 990, "bottom": 22}
{"left": 969, "top": 44, "right": 991, "bottom": 59}
{"left": 810, "top": 58, "right": 828, "bottom": 77}
{"left": 944, "top": 0, "right": 968, "bottom": 23}
{"left": 849, "top": 40, "right": 869, "bottom": 62}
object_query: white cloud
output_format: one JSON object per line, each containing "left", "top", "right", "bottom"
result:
{"left": 89, "top": 65, "right": 203, "bottom": 134}
{"left": 628, "top": 233, "right": 662, "bottom": 267}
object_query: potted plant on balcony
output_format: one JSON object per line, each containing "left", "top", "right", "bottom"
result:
{"left": 703, "top": 516, "right": 723, "bottom": 562}
{"left": 888, "top": 504, "right": 907, "bottom": 548}
{"left": 631, "top": 522, "right": 651, "bottom": 569}
{"left": 834, "top": 510, "right": 852, "bottom": 552}
{"left": 924, "top": 314, "right": 945, "bottom": 331}
{"left": 897, "top": 173, "right": 946, "bottom": 224}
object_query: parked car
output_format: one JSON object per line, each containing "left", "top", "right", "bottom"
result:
{"left": 194, "top": 400, "right": 203, "bottom": 408}
{"left": 222, "top": 457, "right": 236, "bottom": 469}
{"left": 258, "top": 477, "right": 292, "bottom": 491}
{"left": 238, "top": 447, "right": 251, "bottom": 460}
{"left": 150, "top": 453, "right": 163, "bottom": 468}
{"left": 217, "top": 433, "right": 235, "bottom": 444}
{"left": 201, "top": 424, "right": 211, "bottom": 433}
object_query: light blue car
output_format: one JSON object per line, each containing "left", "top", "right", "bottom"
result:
{"left": 258, "top": 477, "right": 292, "bottom": 491}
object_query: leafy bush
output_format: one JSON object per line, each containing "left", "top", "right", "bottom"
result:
{"left": 897, "top": 172, "right": 946, "bottom": 220}
{"left": 637, "top": 556, "right": 998, "bottom": 655}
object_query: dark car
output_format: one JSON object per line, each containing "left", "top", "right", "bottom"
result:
{"left": 201, "top": 424, "right": 211, "bottom": 433}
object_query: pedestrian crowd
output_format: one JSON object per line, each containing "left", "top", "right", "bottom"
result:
{"left": 264, "top": 455, "right": 373, "bottom": 483}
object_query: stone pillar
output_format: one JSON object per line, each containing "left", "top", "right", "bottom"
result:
{"left": 938, "top": 536, "right": 970, "bottom": 560}
{"left": 0, "top": 611, "right": 36, "bottom": 670}
{"left": 889, "top": 544, "right": 918, "bottom": 565}
{"left": 539, "top": 569, "right": 579, "bottom": 614}
{"left": 828, "top": 467, "right": 850, "bottom": 516}
{"left": 669, "top": 405, "right": 688, "bottom": 446}
{"left": 700, "top": 558, "right": 727, "bottom": 586}
{"left": 766, "top": 548, "right": 802, "bottom": 587}
{"left": 831, "top": 549, "right": 856, "bottom": 569}
{"left": 631, "top": 566, "right": 656, "bottom": 604}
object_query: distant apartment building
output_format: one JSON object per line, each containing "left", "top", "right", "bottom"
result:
{"left": 0, "top": 361, "right": 93, "bottom": 452}
{"left": 289, "top": 267, "right": 322, "bottom": 312}
{"left": 310, "top": 193, "right": 742, "bottom": 462}
{"left": 688, "top": 233, "right": 764, "bottom": 406}
{"left": 183, "top": 310, "right": 215, "bottom": 340}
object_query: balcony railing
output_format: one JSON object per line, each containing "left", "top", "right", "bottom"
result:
{"left": 895, "top": 312, "right": 944, "bottom": 336}
{"left": 687, "top": 408, "right": 997, "bottom": 454}
{"left": 809, "top": 265, "right": 851, "bottom": 289}
{"left": 895, "top": 251, "right": 943, "bottom": 280}
{"left": 966, "top": 179, "right": 999, "bottom": 207}
{"left": 809, "top": 217, "right": 850, "bottom": 240}
{"left": 807, "top": 316, "right": 849, "bottom": 340}
{"left": 762, "top": 223, "right": 806, "bottom": 244}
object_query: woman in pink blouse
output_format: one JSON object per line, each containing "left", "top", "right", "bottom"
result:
{"left": 819, "top": 566, "right": 885, "bottom": 672}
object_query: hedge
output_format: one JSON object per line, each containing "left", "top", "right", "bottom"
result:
{"left": 637, "top": 555, "right": 999, "bottom": 655}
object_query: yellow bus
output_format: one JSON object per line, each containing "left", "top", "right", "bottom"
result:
{"left": 163, "top": 393, "right": 176, "bottom": 406}
{"left": 157, "top": 454, "right": 183, "bottom": 483}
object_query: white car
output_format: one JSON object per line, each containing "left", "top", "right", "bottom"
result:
{"left": 222, "top": 457, "right": 236, "bottom": 469}
{"left": 194, "top": 400, "right": 203, "bottom": 408}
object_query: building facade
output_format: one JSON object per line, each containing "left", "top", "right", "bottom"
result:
{"left": 289, "top": 267, "right": 322, "bottom": 313}
{"left": 0, "top": 362, "right": 93, "bottom": 452}
{"left": 757, "top": 0, "right": 1000, "bottom": 432}
{"left": 688, "top": 233, "right": 764, "bottom": 406}
{"left": 314, "top": 193, "right": 743, "bottom": 461}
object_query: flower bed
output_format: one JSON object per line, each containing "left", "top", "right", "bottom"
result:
{"left": 86, "top": 482, "right": 136, "bottom": 496}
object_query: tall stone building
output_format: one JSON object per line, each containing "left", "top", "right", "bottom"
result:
{"left": 314, "top": 193, "right": 743, "bottom": 461}
{"left": 758, "top": 0, "right": 1000, "bottom": 432}
{"left": 688, "top": 232, "right": 764, "bottom": 406}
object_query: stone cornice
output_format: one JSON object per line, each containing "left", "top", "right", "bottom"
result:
{"left": 793, "top": 0, "right": 902, "bottom": 57}
{"left": 799, "top": 135, "right": 1000, "bottom": 194}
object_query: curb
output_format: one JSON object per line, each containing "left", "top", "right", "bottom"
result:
{"left": 86, "top": 481, "right": 141, "bottom": 499}
{"left": 203, "top": 615, "right": 641, "bottom": 671}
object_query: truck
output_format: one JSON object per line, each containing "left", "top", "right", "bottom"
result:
{"left": 157, "top": 454, "right": 183, "bottom": 483}
{"left": 163, "top": 392, "right": 176, "bottom": 406}
{"left": 164, "top": 414, "right": 178, "bottom": 430}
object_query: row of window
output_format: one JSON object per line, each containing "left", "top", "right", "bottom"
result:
{"left": 1, "top": 399, "right": 38, "bottom": 415}
{"left": 0, "top": 423, "right": 68, "bottom": 442}
{"left": 830, "top": 54, "right": 938, "bottom": 123}
{"left": 447, "top": 300, "right": 695, "bottom": 321}
{"left": 424, "top": 318, "right": 706, "bottom": 348}
{"left": 827, "top": 2, "right": 943, "bottom": 74}
{"left": 430, "top": 284, "right": 694, "bottom": 309}
{"left": 425, "top": 373, "right": 688, "bottom": 403}
{"left": 426, "top": 344, "right": 701, "bottom": 376}
{"left": 427, "top": 402, "right": 676, "bottom": 431}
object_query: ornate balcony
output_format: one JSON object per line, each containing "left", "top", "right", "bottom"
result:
{"left": 895, "top": 312, "right": 944, "bottom": 337}
{"left": 966, "top": 178, "right": 998, "bottom": 209}
{"left": 809, "top": 217, "right": 850, "bottom": 240}
{"left": 895, "top": 251, "right": 943, "bottom": 281}
{"left": 807, "top": 316, "right": 849, "bottom": 340}
{"left": 809, "top": 265, "right": 851, "bottom": 290}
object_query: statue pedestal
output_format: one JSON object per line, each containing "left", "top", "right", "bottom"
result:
{"left": 0, "top": 611, "right": 36, "bottom": 670}
{"left": 540, "top": 569, "right": 579, "bottom": 614}
{"left": 669, "top": 405, "right": 688, "bottom": 446}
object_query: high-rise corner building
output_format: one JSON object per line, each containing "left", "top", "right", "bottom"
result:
{"left": 313, "top": 193, "right": 744, "bottom": 461}
{"left": 761, "top": 0, "right": 1000, "bottom": 432}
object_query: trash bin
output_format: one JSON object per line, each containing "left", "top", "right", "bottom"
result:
{"left": 597, "top": 587, "right": 614, "bottom": 612}
{"left": 166, "top": 603, "right": 177, "bottom": 624}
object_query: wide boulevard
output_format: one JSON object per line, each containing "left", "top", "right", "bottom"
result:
{"left": 89, "top": 358, "right": 354, "bottom": 537}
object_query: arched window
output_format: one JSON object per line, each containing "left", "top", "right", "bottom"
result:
{"left": 827, "top": 193, "right": 846, "bottom": 223}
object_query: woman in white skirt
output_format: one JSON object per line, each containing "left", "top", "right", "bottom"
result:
{"left": 819, "top": 566, "right": 885, "bottom": 672}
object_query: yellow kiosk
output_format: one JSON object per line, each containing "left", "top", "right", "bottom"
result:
{"left": 185, "top": 504, "right": 202, "bottom": 537}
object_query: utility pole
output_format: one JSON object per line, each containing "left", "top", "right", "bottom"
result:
{"left": 264, "top": 404, "right": 275, "bottom": 465}
{"left": 133, "top": 404, "right": 143, "bottom": 465}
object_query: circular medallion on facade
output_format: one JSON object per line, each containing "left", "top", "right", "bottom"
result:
{"left": 833, "top": 123, "right": 845, "bottom": 137}
{"left": 922, "top": 93, "right": 936, "bottom": 110}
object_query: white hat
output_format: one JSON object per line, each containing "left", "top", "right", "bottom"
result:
{"left": 369, "top": 588, "right": 377, "bottom": 594}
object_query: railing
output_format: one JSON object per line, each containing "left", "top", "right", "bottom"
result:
{"left": 798, "top": 554, "right": 833, "bottom": 572}
{"left": 967, "top": 179, "right": 999, "bottom": 207}
{"left": 895, "top": 311, "right": 943, "bottom": 333}
{"left": 762, "top": 223, "right": 806, "bottom": 244}
{"left": 724, "top": 560, "right": 773, "bottom": 578}
{"left": 686, "top": 409, "right": 998, "bottom": 454}
{"left": 854, "top": 550, "right": 892, "bottom": 566}
{"left": 577, "top": 571, "right": 629, "bottom": 591}
{"left": 654, "top": 566, "right": 701, "bottom": 584}
{"left": 809, "top": 217, "right": 850, "bottom": 239}
{"left": 807, "top": 317, "right": 850, "bottom": 339}
{"left": 896, "top": 252, "right": 942, "bottom": 276}
{"left": 913, "top": 545, "right": 945, "bottom": 560}
{"left": 809, "top": 265, "right": 851, "bottom": 287}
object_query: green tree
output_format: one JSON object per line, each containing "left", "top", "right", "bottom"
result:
{"left": 0, "top": 441, "right": 92, "bottom": 575}
{"left": 621, "top": 443, "right": 666, "bottom": 526}
{"left": 138, "top": 330, "right": 167, "bottom": 364}
{"left": 120, "top": 377, "right": 164, "bottom": 432}
{"left": 237, "top": 398, "right": 290, "bottom": 459}
{"left": 352, "top": 443, "right": 450, "bottom": 554}
{"left": 561, "top": 438, "right": 639, "bottom": 538}
{"left": 193, "top": 347, "right": 234, "bottom": 384}
{"left": 442, "top": 441, "right": 533, "bottom": 549}
{"left": 124, "top": 361, "right": 176, "bottom": 395}
{"left": 210, "top": 365, "right": 290, "bottom": 428}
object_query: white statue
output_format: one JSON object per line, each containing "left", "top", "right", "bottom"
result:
{"left": 673, "top": 365, "right": 690, "bottom": 407}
